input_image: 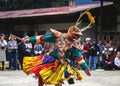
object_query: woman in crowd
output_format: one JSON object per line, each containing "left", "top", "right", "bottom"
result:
{"left": 0, "top": 33, "right": 7, "bottom": 70}
{"left": 7, "top": 35, "right": 18, "bottom": 70}
{"left": 103, "top": 49, "right": 115, "bottom": 70}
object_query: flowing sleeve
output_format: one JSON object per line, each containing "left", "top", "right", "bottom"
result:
{"left": 28, "top": 33, "right": 57, "bottom": 43}
{"left": 68, "top": 47, "right": 88, "bottom": 70}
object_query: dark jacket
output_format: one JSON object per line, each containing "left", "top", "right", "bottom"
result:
{"left": 88, "top": 43, "right": 100, "bottom": 56}
{"left": 18, "top": 42, "right": 31, "bottom": 58}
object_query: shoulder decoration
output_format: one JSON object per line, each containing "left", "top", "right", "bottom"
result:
{"left": 50, "top": 28, "right": 62, "bottom": 38}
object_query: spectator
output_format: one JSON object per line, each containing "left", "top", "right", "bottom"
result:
{"left": 88, "top": 40, "right": 100, "bottom": 70}
{"left": 103, "top": 50, "right": 115, "bottom": 70}
{"left": 97, "top": 40, "right": 105, "bottom": 69}
{"left": 116, "top": 45, "right": 120, "bottom": 52}
{"left": 0, "top": 33, "right": 7, "bottom": 70}
{"left": 24, "top": 36, "right": 33, "bottom": 56}
{"left": 114, "top": 51, "right": 120, "bottom": 70}
{"left": 83, "top": 37, "right": 91, "bottom": 63}
{"left": 7, "top": 35, "right": 18, "bottom": 70}
{"left": 18, "top": 37, "right": 32, "bottom": 70}
{"left": 34, "top": 43, "right": 43, "bottom": 56}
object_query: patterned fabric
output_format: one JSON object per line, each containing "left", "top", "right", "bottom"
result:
{"left": 23, "top": 55, "right": 83, "bottom": 85}
{"left": 23, "top": 32, "right": 88, "bottom": 85}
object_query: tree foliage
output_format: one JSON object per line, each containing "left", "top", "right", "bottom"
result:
{"left": 0, "top": 0, "right": 68, "bottom": 11}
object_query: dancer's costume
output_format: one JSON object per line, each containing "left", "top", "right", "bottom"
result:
{"left": 23, "top": 11, "right": 95, "bottom": 86}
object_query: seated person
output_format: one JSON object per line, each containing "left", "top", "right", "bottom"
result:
{"left": 114, "top": 51, "right": 120, "bottom": 70}
{"left": 34, "top": 43, "right": 43, "bottom": 55}
{"left": 103, "top": 50, "right": 115, "bottom": 70}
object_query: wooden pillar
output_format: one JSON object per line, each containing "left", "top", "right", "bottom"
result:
{"left": 99, "top": 0, "right": 103, "bottom": 40}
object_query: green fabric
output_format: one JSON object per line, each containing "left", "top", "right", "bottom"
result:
{"left": 29, "top": 33, "right": 56, "bottom": 43}
{"left": 44, "top": 33, "right": 56, "bottom": 43}
{"left": 50, "top": 49, "right": 59, "bottom": 59}
{"left": 65, "top": 47, "right": 82, "bottom": 58}
{"left": 65, "top": 47, "right": 88, "bottom": 70}
{"left": 80, "top": 62, "right": 88, "bottom": 70}
{"left": 29, "top": 36, "right": 36, "bottom": 43}
{"left": 71, "top": 48, "right": 82, "bottom": 58}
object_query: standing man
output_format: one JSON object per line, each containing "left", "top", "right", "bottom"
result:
{"left": 88, "top": 40, "right": 100, "bottom": 70}
{"left": 24, "top": 36, "right": 33, "bottom": 56}
{"left": 0, "top": 33, "right": 7, "bottom": 70}
{"left": 83, "top": 38, "right": 91, "bottom": 63}
{"left": 18, "top": 37, "right": 32, "bottom": 70}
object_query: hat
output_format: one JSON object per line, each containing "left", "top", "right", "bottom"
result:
{"left": 85, "top": 38, "right": 91, "bottom": 41}
{"left": 24, "top": 36, "right": 29, "bottom": 39}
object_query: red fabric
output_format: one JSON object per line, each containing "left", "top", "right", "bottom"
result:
{"left": 67, "top": 35, "right": 74, "bottom": 41}
{"left": 30, "top": 62, "right": 54, "bottom": 76}
{"left": 76, "top": 56, "right": 83, "bottom": 61}
{"left": 83, "top": 43, "right": 91, "bottom": 57}
{"left": 40, "top": 35, "right": 44, "bottom": 42}
{"left": 53, "top": 63, "right": 60, "bottom": 72}
{"left": 34, "top": 54, "right": 44, "bottom": 62}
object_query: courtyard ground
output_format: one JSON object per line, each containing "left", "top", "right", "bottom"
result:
{"left": 0, "top": 69, "right": 120, "bottom": 86}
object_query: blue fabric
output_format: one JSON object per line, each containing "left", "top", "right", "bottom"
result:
{"left": 64, "top": 68, "right": 69, "bottom": 78}
{"left": 88, "top": 56, "right": 98, "bottom": 70}
{"left": 42, "top": 55, "right": 56, "bottom": 64}
{"left": 8, "top": 51, "right": 18, "bottom": 69}
{"left": 70, "top": 61, "right": 74, "bottom": 66}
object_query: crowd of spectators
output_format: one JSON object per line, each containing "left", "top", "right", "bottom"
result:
{"left": 82, "top": 38, "right": 120, "bottom": 71}
{"left": 0, "top": 33, "right": 44, "bottom": 70}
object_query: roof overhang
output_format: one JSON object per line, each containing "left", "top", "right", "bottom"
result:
{"left": 0, "top": 2, "right": 113, "bottom": 19}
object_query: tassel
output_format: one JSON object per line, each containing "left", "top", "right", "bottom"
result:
{"left": 85, "top": 12, "right": 95, "bottom": 24}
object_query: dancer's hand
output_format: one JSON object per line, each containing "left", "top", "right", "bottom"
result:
{"left": 84, "top": 68, "right": 91, "bottom": 76}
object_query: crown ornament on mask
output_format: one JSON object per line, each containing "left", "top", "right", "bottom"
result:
{"left": 67, "top": 9, "right": 95, "bottom": 38}
{"left": 75, "top": 9, "right": 95, "bottom": 32}
{"left": 50, "top": 9, "right": 95, "bottom": 39}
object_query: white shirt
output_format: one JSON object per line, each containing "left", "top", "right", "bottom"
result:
{"left": 25, "top": 43, "right": 32, "bottom": 52}
{"left": 0, "top": 40, "right": 7, "bottom": 50}
{"left": 0, "top": 40, "right": 7, "bottom": 47}
{"left": 25, "top": 43, "right": 32, "bottom": 49}
{"left": 114, "top": 57, "right": 120, "bottom": 67}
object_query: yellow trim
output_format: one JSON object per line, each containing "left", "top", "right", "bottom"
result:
{"left": 23, "top": 56, "right": 44, "bottom": 74}
{"left": 36, "top": 36, "right": 41, "bottom": 43}
{"left": 78, "top": 59, "right": 85, "bottom": 64}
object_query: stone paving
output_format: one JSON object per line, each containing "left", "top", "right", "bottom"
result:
{"left": 0, "top": 69, "right": 120, "bottom": 86}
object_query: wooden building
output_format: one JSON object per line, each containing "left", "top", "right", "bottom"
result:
{"left": 0, "top": 2, "right": 119, "bottom": 42}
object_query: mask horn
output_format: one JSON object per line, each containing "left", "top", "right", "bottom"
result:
{"left": 75, "top": 9, "right": 90, "bottom": 27}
